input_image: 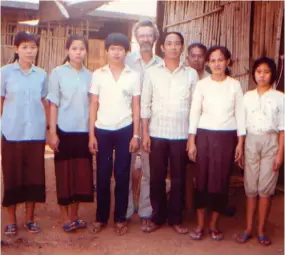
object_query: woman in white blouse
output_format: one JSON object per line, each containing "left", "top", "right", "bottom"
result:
{"left": 187, "top": 46, "right": 246, "bottom": 241}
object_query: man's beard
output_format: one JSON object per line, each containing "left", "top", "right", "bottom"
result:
{"left": 139, "top": 42, "right": 153, "bottom": 52}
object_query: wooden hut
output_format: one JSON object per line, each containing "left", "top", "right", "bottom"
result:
{"left": 156, "top": 0, "right": 284, "bottom": 92}
{"left": 1, "top": 0, "right": 153, "bottom": 73}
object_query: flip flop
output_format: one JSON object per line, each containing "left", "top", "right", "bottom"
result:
{"left": 115, "top": 222, "right": 128, "bottom": 236}
{"left": 190, "top": 229, "right": 203, "bottom": 240}
{"left": 73, "top": 219, "right": 87, "bottom": 229}
{"left": 236, "top": 233, "right": 252, "bottom": 244}
{"left": 172, "top": 225, "right": 189, "bottom": 235}
{"left": 62, "top": 221, "right": 77, "bottom": 233}
{"left": 258, "top": 235, "right": 272, "bottom": 246}
{"left": 209, "top": 229, "right": 224, "bottom": 241}
{"left": 24, "top": 222, "right": 41, "bottom": 234}
{"left": 4, "top": 224, "right": 17, "bottom": 236}
{"left": 90, "top": 222, "right": 106, "bottom": 234}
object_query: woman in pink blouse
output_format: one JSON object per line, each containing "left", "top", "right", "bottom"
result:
{"left": 187, "top": 46, "right": 246, "bottom": 241}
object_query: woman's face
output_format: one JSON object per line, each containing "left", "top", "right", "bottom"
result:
{"left": 16, "top": 41, "right": 38, "bottom": 64}
{"left": 254, "top": 63, "right": 272, "bottom": 86}
{"left": 207, "top": 49, "right": 230, "bottom": 76}
{"left": 67, "top": 40, "right": 87, "bottom": 64}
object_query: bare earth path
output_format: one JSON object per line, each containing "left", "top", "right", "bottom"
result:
{"left": 1, "top": 158, "right": 284, "bottom": 255}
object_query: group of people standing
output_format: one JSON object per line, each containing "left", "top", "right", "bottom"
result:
{"left": 1, "top": 20, "right": 283, "bottom": 247}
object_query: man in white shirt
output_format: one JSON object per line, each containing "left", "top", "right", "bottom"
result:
{"left": 141, "top": 31, "right": 199, "bottom": 234}
{"left": 89, "top": 33, "right": 140, "bottom": 235}
{"left": 125, "top": 20, "right": 162, "bottom": 231}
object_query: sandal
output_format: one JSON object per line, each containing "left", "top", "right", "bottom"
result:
{"left": 236, "top": 233, "right": 252, "bottom": 244}
{"left": 141, "top": 219, "right": 151, "bottom": 232}
{"left": 143, "top": 222, "right": 160, "bottom": 233}
{"left": 172, "top": 225, "right": 189, "bottom": 235}
{"left": 190, "top": 229, "right": 203, "bottom": 240}
{"left": 73, "top": 219, "right": 87, "bottom": 229}
{"left": 209, "top": 229, "right": 224, "bottom": 241}
{"left": 115, "top": 222, "right": 128, "bottom": 236}
{"left": 258, "top": 235, "right": 272, "bottom": 246}
{"left": 62, "top": 221, "right": 76, "bottom": 233}
{"left": 4, "top": 224, "right": 17, "bottom": 236}
{"left": 90, "top": 222, "right": 106, "bottom": 234}
{"left": 24, "top": 222, "right": 41, "bottom": 234}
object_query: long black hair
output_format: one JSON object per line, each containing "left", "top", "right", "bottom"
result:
{"left": 62, "top": 34, "right": 89, "bottom": 64}
{"left": 12, "top": 31, "right": 40, "bottom": 62}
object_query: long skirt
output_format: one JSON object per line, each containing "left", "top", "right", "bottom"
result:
{"left": 54, "top": 127, "right": 93, "bottom": 205}
{"left": 2, "top": 135, "right": 46, "bottom": 207}
{"left": 194, "top": 129, "right": 237, "bottom": 213}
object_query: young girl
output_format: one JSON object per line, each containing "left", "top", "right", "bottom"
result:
{"left": 237, "top": 57, "right": 284, "bottom": 246}
{"left": 188, "top": 46, "right": 246, "bottom": 241}
{"left": 47, "top": 35, "right": 93, "bottom": 233}
{"left": 1, "top": 31, "right": 48, "bottom": 235}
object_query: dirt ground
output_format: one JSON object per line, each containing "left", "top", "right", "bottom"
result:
{"left": 1, "top": 157, "right": 284, "bottom": 255}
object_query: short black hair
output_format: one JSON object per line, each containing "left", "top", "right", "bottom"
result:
{"left": 205, "top": 45, "right": 231, "bottom": 61}
{"left": 252, "top": 57, "right": 277, "bottom": 85}
{"left": 205, "top": 45, "right": 232, "bottom": 75}
{"left": 161, "top": 31, "right": 184, "bottom": 46}
{"left": 14, "top": 31, "right": 40, "bottom": 47}
{"left": 187, "top": 43, "right": 207, "bottom": 54}
{"left": 105, "top": 33, "right": 130, "bottom": 52}
{"left": 13, "top": 31, "right": 40, "bottom": 62}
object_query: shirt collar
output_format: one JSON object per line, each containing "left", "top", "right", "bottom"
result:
{"left": 157, "top": 60, "right": 186, "bottom": 72}
{"left": 101, "top": 64, "right": 132, "bottom": 73}
{"left": 64, "top": 61, "right": 86, "bottom": 72}
{"left": 13, "top": 61, "right": 36, "bottom": 73}
{"left": 134, "top": 51, "right": 160, "bottom": 66}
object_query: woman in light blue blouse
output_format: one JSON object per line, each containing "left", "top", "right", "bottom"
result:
{"left": 1, "top": 32, "right": 48, "bottom": 236}
{"left": 47, "top": 35, "right": 93, "bottom": 233}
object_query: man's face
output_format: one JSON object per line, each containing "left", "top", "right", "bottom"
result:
{"left": 107, "top": 45, "right": 126, "bottom": 65}
{"left": 161, "top": 33, "right": 183, "bottom": 60}
{"left": 136, "top": 26, "right": 155, "bottom": 52}
{"left": 187, "top": 46, "right": 206, "bottom": 72}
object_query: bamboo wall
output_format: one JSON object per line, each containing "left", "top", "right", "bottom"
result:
{"left": 1, "top": 20, "right": 107, "bottom": 73}
{"left": 161, "top": 1, "right": 284, "bottom": 91}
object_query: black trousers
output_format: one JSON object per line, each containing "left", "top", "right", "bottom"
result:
{"left": 149, "top": 137, "right": 187, "bottom": 225}
{"left": 95, "top": 124, "right": 133, "bottom": 223}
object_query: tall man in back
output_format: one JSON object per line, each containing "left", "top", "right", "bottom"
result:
{"left": 125, "top": 20, "right": 162, "bottom": 232}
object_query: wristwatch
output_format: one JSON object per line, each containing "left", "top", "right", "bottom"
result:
{"left": 133, "top": 134, "right": 141, "bottom": 139}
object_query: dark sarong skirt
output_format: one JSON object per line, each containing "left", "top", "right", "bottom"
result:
{"left": 54, "top": 127, "right": 93, "bottom": 205}
{"left": 194, "top": 129, "right": 237, "bottom": 213}
{"left": 2, "top": 135, "right": 46, "bottom": 207}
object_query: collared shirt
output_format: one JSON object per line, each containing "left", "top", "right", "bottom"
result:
{"left": 1, "top": 62, "right": 47, "bottom": 141}
{"left": 189, "top": 76, "right": 246, "bottom": 136}
{"left": 125, "top": 51, "right": 162, "bottom": 80}
{"left": 89, "top": 64, "right": 141, "bottom": 131}
{"left": 47, "top": 62, "right": 92, "bottom": 132}
{"left": 141, "top": 61, "right": 199, "bottom": 139}
{"left": 244, "top": 88, "right": 284, "bottom": 134}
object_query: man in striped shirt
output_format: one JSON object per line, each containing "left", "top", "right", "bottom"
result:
{"left": 141, "top": 31, "right": 198, "bottom": 234}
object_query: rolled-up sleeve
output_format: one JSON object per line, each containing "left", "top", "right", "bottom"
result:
{"left": 189, "top": 69, "right": 199, "bottom": 108}
{"left": 41, "top": 73, "right": 48, "bottom": 98}
{"left": 1, "top": 68, "right": 6, "bottom": 97}
{"left": 89, "top": 71, "right": 100, "bottom": 95}
{"left": 132, "top": 72, "right": 141, "bottom": 96}
{"left": 47, "top": 69, "right": 60, "bottom": 106}
{"left": 277, "top": 95, "right": 284, "bottom": 131}
{"left": 235, "top": 81, "right": 246, "bottom": 136}
{"left": 141, "top": 71, "right": 152, "bottom": 119}
{"left": 189, "top": 82, "right": 203, "bottom": 135}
